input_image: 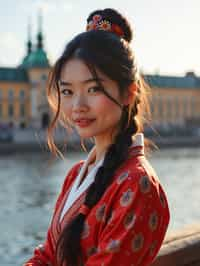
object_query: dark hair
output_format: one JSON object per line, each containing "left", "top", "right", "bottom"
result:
{"left": 47, "top": 8, "right": 150, "bottom": 266}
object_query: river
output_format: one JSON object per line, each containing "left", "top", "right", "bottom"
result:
{"left": 0, "top": 147, "right": 200, "bottom": 265}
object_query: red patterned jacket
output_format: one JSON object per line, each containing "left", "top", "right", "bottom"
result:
{"left": 24, "top": 138, "right": 170, "bottom": 266}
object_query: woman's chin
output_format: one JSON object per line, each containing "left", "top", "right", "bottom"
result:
{"left": 77, "top": 130, "right": 95, "bottom": 139}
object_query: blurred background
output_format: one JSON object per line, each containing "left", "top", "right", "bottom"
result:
{"left": 0, "top": 0, "right": 200, "bottom": 265}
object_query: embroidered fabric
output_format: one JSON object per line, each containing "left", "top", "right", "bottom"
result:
{"left": 59, "top": 133, "right": 144, "bottom": 222}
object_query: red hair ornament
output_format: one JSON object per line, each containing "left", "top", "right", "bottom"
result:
{"left": 86, "top": 14, "right": 124, "bottom": 38}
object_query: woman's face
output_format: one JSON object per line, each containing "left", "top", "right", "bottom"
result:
{"left": 59, "top": 58, "right": 127, "bottom": 143}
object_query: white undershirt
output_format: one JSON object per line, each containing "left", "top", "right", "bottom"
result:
{"left": 59, "top": 146, "right": 104, "bottom": 222}
{"left": 59, "top": 133, "right": 144, "bottom": 222}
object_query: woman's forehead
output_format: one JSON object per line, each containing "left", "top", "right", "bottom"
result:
{"left": 60, "top": 58, "right": 109, "bottom": 84}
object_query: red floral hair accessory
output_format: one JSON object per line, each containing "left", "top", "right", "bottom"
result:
{"left": 86, "top": 14, "right": 124, "bottom": 38}
{"left": 79, "top": 204, "right": 90, "bottom": 216}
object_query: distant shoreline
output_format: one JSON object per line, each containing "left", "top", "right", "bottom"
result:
{"left": 151, "top": 136, "right": 200, "bottom": 148}
{"left": 0, "top": 136, "right": 200, "bottom": 154}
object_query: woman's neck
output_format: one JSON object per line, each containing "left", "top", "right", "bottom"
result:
{"left": 93, "top": 129, "right": 119, "bottom": 164}
{"left": 93, "top": 138, "right": 111, "bottom": 164}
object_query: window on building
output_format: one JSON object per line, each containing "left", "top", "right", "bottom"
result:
{"left": 150, "top": 98, "right": 154, "bottom": 114}
{"left": 19, "top": 89, "right": 25, "bottom": 100}
{"left": 150, "top": 96, "right": 159, "bottom": 121}
{"left": 20, "top": 104, "right": 25, "bottom": 117}
{"left": 158, "top": 97, "right": 163, "bottom": 119}
{"left": 41, "top": 74, "right": 47, "bottom": 81}
{"left": 8, "top": 104, "right": 14, "bottom": 117}
{"left": 8, "top": 89, "right": 14, "bottom": 101}
{"left": 166, "top": 97, "right": 172, "bottom": 120}
{"left": 191, "top": 96, "right": 196, "bottom": 117}
{"left": 0, "top": 104, "right": 2, "bottom": 118}
{"left": 174, "top": 97, "right": 179, "bottom": 118}
{"left": 183, "top": 96, "right": 189, "bottom": 117}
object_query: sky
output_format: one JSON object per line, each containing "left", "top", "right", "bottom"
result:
{"left": 0, "top": 0, "right": 199, "bottom": 76}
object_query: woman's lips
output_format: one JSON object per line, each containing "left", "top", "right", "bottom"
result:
{"left": 74, "top": 119, "right": 96, "bottom": 128}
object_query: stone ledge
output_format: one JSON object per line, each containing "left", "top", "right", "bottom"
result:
{"left": 151, "top": 224, "right": 200, "bottom": 266}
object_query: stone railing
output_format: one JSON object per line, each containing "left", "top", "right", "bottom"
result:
{"left": 152, "top": 224, "right": 200, "bottom": 266}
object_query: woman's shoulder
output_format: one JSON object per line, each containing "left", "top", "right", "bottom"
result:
{"left": 112, "top": 154, "right": 168, "bottom": 208}
{"left": 114, "top": 155, "right": 153, "bottom": 189}
{"left": 104, "top": 155, "right": 170, "bottom": 223}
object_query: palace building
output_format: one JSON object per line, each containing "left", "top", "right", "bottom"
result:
{"left": 0, "top": 17, "right": 200, "bottom": 131}
{"left": 145, "top": 72, "right": 200, "bottom": 129}
{"left": 0, "top": 15, "right": 50, "bottom": 129}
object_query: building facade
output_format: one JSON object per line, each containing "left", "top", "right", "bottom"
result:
{"left": 145, "top": 72, "right": 200, "bottom": 131}
{"left": 0, "top": 18, "right": 200, "bottom": 131}
{"left": 0, "top": 17, "right": 50, "bottom": 129}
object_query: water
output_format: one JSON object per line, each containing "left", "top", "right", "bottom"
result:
{"left": 0, "top": 148, "right": 200, "bottom": 265}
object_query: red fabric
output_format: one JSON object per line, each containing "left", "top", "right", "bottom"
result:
{"left": 24, "top": 146, "right": 170, "bottom": 266}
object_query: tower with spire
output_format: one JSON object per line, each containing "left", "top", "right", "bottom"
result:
{"left": 21, "top": 11, "right": 49, "bottom": 69}
{"left": 21, "top": 20, "right": 32, "bottom": 67}
{"left": 37, "top": 11, "right": 43, "bottom": 49}
{"left": 20, "top": 11, "right": 50, "bottom": 128}
{"left": 0, "top": 11, "right": 51, "bottom": 129}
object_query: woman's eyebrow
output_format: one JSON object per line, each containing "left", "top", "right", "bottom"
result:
{"left": 59, "top": 78, "right": 104, "bottom": 86}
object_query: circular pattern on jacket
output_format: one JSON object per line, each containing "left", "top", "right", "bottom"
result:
{"left": 117, "top": 171, "right": 129, "bottom": 184}
{"left": 139, "top": 176, "right": 151, "bottom": 194}
{"left": 96, "top": 204, "right": 106, "bottom": 222}
{"left": 131, "top": 233, "right": 144, "bottom": 252}
{"left": 123, "top": 211, "right": 136, "bottom": 229}
{"left": 149, "top": 211, "right": 159, "bottom": 231}
{"left": 106, "top": 239, "right": 121, "bottom": 253}
{"left": 120, "top": 189, "right": 134, "bottom": 207}
{"left": 81, "top": 221, "right": 90, "bottom": 239}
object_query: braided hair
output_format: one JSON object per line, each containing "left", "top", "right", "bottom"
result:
{"left": 47, "top": 8, "right": 150, "bottom": 266}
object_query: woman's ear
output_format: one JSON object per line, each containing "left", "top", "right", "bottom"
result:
{"left": 123, "top": 83, "right": 137, "bottom": 106}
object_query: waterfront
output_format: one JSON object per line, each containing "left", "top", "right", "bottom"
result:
{"left": 0, "top": 147, "right": 200, "bottom": 265}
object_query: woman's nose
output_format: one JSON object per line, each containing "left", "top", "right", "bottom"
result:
{"left": 72, "top": 94, "right": 89, "bottom": 112}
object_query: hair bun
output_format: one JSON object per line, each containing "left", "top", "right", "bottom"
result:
{"left": 87, "top": 8, "right": 133, "bottom": 43}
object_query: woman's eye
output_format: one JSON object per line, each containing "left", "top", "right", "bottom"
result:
{"left": 88, "top": 86, "right": 101, "bottom": 93}
{"left": 61, "top": 89, "right": 72, "bottom": 96}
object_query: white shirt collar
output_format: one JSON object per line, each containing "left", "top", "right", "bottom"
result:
{"left": 60, "top": 133, "right": 144, "bottom": 222}
{"left": 60, "top": 146, "right": 104, "bottom": 222}
{"left": 131, "top": 133, "right": 144, "bottom": 147}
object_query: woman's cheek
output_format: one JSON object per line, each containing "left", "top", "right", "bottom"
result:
{"left": 92, "top": 95, "right": 114, "bottom": 112}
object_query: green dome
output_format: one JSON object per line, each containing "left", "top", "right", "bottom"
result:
{"left": 21, "top": 48, "right": 49, "bottom": 69}
{"left": 21, "top": 54, "right": 31, "bottom": 68}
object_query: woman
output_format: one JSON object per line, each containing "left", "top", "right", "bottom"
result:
{"left": 24, "top": 8, "right": 170, "bottom": 266}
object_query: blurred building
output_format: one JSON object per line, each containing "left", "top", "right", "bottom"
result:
{"left": 0, "top": 15, "right": 200, "bottom": 131}
{"left": 0, "top": 14, "right": 50, "bottom": 129}
{"left": 145, "top": 72, "right": 200, "bottom": 130}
